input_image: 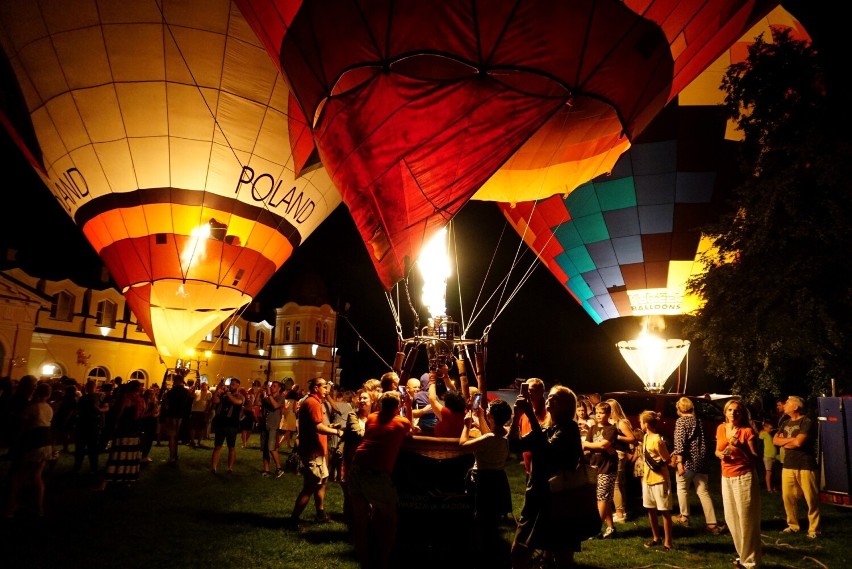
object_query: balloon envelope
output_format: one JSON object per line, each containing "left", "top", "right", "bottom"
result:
{"left": 500, "top": 6, "right": 808, "bottom": 325}
{"left": 0, "top": 0, "right": 341, "bottom": 358}
{"left": 237, "top": 0, "right": 776, "bottom": 290}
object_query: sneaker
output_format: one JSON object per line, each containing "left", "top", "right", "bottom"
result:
{"left": 781, "top": 527, "right": 799, "bottom": 534}
{"left": 613, "top": 514, "right": 627, "bottom": 523}
{"left": 601, "top": 526, "right": 616, "bottom": 539}
{"left": 261, "top": 471, "right": 272, "bottom": 478}
{"left": 275, "top": 469, "right": 285, "bottom": 479}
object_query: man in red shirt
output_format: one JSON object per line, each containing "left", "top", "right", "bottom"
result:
{"left": 288, "top": 377, "right": 343, "bottom": 524}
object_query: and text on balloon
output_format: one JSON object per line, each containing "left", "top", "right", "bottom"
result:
{"left": 236, "top": 166, "right": 315, "bottom": 224}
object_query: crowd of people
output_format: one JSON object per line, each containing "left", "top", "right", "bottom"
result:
{"left": 0, "top": 368, "right": 823, "bottom": 569}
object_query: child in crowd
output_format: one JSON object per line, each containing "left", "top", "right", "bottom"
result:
{"left": 582, "top": 402, "right": 619, "bottom": 539}
{"left": 640, "top": 410, "right": 674, "bottom": 551}
{"left": 758, "top": 420, "right": 778, "bottom": 492}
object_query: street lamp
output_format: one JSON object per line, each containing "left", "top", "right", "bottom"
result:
{"left": 176, "top": 348, "right": 212, "bottom": 379}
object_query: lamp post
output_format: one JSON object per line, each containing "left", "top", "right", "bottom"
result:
{"left": 178, "top": 348, "right": 211, "bottom": 382}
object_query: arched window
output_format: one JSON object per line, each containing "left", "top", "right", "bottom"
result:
{"left": 322, "top": 323, "right": 329, "bottom": 344}
{"left": 294, "top": 321, "right": 301, "bottom": 342}
{"left": 228, "top": 325, "right": 241, "bottom": 346}
{"left": 285, "top": 322, "right": 291, "bottom": 343}
{"left": 255, "top": 330, "right": 265, "bottom": 350}
{"left": 129, "top": 369, "right": 148, "bottom": 384}
{"left": 315, "top": 322, "right": 321, "bottom": 342}
{"left": 86, "top": 366, "right": 110, "bottom": 386}
{"left": 50, "top": 290, "right": 74, "bottom": 322}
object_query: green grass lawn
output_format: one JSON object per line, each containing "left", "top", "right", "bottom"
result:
{"left": 1, "top": 441, "right": 849, "bottom": 568}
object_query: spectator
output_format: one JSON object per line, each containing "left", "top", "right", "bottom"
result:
{"left": 210, "top": 378, "right": 245, "bottom": 474}
{"left": 349, "top": 390, "right": 411, "bottom": 569}
{"left": 716, "top": 400, "right": 761, "bottom": 569}
{"left": 671, "top": 397, "right": 724, "bottom": 534}
{"left": 510, "top": 385, "right": 584, "bottom": 568}
{"left": 258, "top": 381, "right": 286, "bottom": 478}
{"left": 189, "top": 382, "right": 211, "bottom": 448}
{"left": 4, "top": 380, "right": 52, "bottom": 517}
{"left": 517, "top": 378, "right": 549, "bottom": 476}
{"left": 460, "top": 398, "right": 513, "bottom": 567}
{"left": 340, "top": 387, "right": 374, "bottom": 526}
{"left": 139, "top": 388, "right": 159, "bottom": 464}
{"left": 72, "top": 380, "right": 107, "bottom": 474}
{"left": 583, "top": 401, "right": 619, "bottom": 539}
{"left": 161, "top": 376, "right": 192, "bottom": 464}
{"left": 773, "top": 396, "right": 820, "bottom": 538}
{"left": 606, "top": 398, "right": 637, "bottom": 523}
{"left": 758, "top": 421, "right": 778, "bottom": 493}
{"left": 639, "top": 410, "right": 673, "bottom": 551}
{"left": 288, "top": 377, "right": 341, "bottom": 524}
{"left": 427, "top": 364, "right": 466, "bottom": 438}
{"left": 411, "top": 372, "right": 437, "bottom": 435}
{"left": 99, "top": 380, "right": 145, "bottom": 490}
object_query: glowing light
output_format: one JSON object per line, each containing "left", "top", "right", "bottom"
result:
{"left": 616, "top": 332, "right": 690, "bottom": 393}
{"left": 312, "top": 344, "right": 319, "bottom": 356}
{"left": 41, "top": 364, "right": 56, "bottom": 376}
{"left": 417, "top": 227, "right": 451, "bottom": 318}
{"left": 98, "top": 327, "right": 111, "bottom": 336}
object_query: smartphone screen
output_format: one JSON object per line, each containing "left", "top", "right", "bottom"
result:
{"left": 472, "top": 393, "right": 482, "bottom": 410}
{"left": 520, "top": 382, "right": 529, "bottom": 398}
{"left": 225, "top": 378, "right": 231, "bottom": 386}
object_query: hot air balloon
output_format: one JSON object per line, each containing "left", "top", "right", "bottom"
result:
{"left": 499, "top": 6, "right": 809, "bottom": 391}
{"left": 236, "top": 0, "right": 777, "bottom": 291}
{"left": 0, "top": 0, "right": 341, "bottom": 359}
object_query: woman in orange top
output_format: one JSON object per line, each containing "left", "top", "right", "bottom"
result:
{"left": 715, "top": 400, "right": 761, "bottom": 569}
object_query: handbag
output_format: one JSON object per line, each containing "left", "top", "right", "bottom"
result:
{"left": 643, "top": 435, "right": 666, "bottom": 472}
{"left": 548, "top": 460, "right": 600, "bottom": 540}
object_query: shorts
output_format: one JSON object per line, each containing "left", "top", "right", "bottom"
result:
{"left": 300, "top": 455, "right": 329, "bottom": 483}
{"left": 596, "top": 472, "right": 617, "bottom": 501}
{"left": 260, "top": 426, "right": 280, "bottom": 453}
{"left": 763, "top": 457, "right": 775, "bottom": 471}
{"left": 161, "top": 417, "right": 182, "bottom": 437}
{"left": 642, "top": 480, "right": 673, "bottom": 511}
{"left": 214, "top": 426, "right": 238, "bottom": 448}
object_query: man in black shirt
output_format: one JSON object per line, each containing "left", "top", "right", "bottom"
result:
{"left": 773, "top": 396, "right": 820, "bottom": 538}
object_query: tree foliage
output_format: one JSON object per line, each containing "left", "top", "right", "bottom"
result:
{"left": 685, "top": 30, "right": 852, "bottom": 401}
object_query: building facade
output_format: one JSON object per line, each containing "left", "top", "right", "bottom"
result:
{"left": 0, "top": 269, "right": 339, "bottom": 390}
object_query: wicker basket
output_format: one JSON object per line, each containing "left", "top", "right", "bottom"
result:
{"left": 403, "top": 435, "right": 472, "bottom": 460}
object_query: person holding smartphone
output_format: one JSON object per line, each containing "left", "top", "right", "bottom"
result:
{"left": 516, "top": 379, "right": 550, "bottom": 477}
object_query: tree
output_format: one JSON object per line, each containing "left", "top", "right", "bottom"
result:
{"left": 685, "top": 30, "right": 852, "bottom": 402}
